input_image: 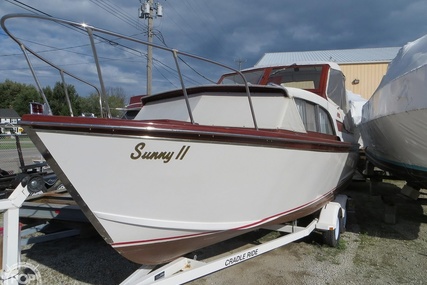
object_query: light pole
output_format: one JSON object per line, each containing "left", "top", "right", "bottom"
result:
{"left": 139, "top": 0, "right": 163, "bottom": 96}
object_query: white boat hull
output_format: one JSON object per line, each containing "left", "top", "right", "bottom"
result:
{"left": 28, "top": 126, "right": 356, "bottom": 264}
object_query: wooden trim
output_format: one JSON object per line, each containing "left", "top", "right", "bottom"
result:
{"left": 21, "top": 115, "right": 352, "bottom": 153}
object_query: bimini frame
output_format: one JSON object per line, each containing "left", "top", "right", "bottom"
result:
{"left": 1, "top": 13, "right": 258, "bottom": 128}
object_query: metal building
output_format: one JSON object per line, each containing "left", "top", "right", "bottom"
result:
{"left": 255, "top": 47, "right": 400, "bottom": 99}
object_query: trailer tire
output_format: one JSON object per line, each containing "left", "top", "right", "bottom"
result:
{"left": 340, "top": 207, "right": 347, "bottom": 234}
{"left": 323, "top": 215, "right": 340, "bottom": 247}
{"left": 340, "top": 215, "right": 346, "bottom": 234}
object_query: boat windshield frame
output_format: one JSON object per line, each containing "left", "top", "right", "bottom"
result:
{"left": 220, "top": 69, "right": 266, "bottom": 85}
{"left": 219, "top": 64, "right": 349, "bottom": 112}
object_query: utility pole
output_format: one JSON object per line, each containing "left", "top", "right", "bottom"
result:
{"left": 139, "top": 0, "right": 163, "bottom": 96}
{"left": 235, "top": 58, "right": 247, "bottom": 71}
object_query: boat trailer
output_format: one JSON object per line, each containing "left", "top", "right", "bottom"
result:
{"left": 0, "top": 179, "right": 87, "bottom": 285}
{"left": 121, "top": 221, "right": 320, "bottom": 285}
{"left": 122, "top": 195, "right": 348, "bottom": 285}
{"left": 1, "top": 181, "right": 348, "bottom": 284}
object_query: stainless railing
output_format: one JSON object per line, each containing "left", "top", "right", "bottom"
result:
{"left": 1, "top": 14, "right": 258, "bottom": 129}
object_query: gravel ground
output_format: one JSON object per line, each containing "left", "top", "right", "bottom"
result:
{"left": 2, "top": 179, "right": 427, "bottom": 284}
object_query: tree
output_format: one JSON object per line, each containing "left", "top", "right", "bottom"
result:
{"left": 106, "top": 87, "right": 126, "bottom": 118}
{"left": 0, "top": 80, "right": 41, "bottom": 115}
{"left": 78, "top": 93, "right": 100, "bottom": 116}
{"left": 82, "top": 87, "right": 126, "bottom": 118}
{"left": 44, "top": 82, "right": 82, "bottom": 116}
{"left": 13, "top": 86, "right": 42, "bottom": 116}
{"left": 0, "top": 80, "right": 21, "bottom": 109}
{"left": 0, "top": 79, "right": 126, "bottom": 118}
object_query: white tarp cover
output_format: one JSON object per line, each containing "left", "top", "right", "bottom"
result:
{"left": 347, "top": 90, "right": 366, "bottom": 126}
{"left": 362, "top": 34, "right": 427, "bottom": 121}
{"left": 359, "top": 33, "right": 427, "bottom": 172}
{"left": 347, "top": 90, "right": 366, "bottom": 147}
{"left": 379, "top": 34, "right": 427, "bottom": 88}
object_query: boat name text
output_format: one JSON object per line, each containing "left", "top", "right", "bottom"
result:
{"left": 224, "top": 249, "right": 258, "bottom": 267}
{"left": 130, "top": 142, "right": 190, "bottom": 163}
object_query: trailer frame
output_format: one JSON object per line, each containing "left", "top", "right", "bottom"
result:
{"left": 121, "top": 195, "right": 348, "bottom": 285}
{"left": 0, "top": 181, "right": 347, "bottom": 285}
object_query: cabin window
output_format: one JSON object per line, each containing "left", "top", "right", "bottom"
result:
{"left": 318, "top": 107, "right": 334, "bottom": 135}
{"left": 305, "top": 102, "right": 317, "bottom": 132}
{"left": 295, "top": 99, "right": 316, "bottom": 132}
{"left": 295, "top": 98, "right": 334, "bottom": 135}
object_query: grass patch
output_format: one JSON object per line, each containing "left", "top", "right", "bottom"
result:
{"left": 354, "top": 232, "right": 379, "bottom": 266}
{"left": 313, "top": 236, "right": 347, "bottom": 264}
{"left": 0, "top": 136, "right": 36, "bottom": 150}
{"left": 358, "top": 232, "right": 374, "bottom": 248}
{"left": 336, "top": 238, "right": 347, "bottom": 250}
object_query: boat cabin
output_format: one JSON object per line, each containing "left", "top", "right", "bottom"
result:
{"left": 218, "top": 63, "right": 348, "bottom": 114}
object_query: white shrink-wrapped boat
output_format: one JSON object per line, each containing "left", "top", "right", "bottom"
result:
{"left": 2, "top": 14, "right": 358, "bottom": 265}
{"left": 360, "top": 34, "right": 427, "bottom": 189}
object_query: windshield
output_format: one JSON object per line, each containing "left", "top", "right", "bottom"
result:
{"left": 220, "top": 70, "right": 265, "bottom": 84}
{"left": 267, "top": 66, "right": 323, "bottom": 89}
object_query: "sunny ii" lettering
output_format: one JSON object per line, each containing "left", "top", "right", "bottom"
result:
{"left": 130, "top": 142, "right": 190, "bottom": 163}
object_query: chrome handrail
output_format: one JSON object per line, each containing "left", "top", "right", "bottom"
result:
{"left": 1, "top": 13, "right": 258, "bottom": 128}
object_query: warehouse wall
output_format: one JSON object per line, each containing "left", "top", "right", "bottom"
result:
{"left": 340, "top": 62, "right": 389, "bottom": 100}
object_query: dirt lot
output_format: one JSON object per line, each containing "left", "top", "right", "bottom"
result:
{"left": 2, "top": 179, "right": 427, "bottom": 284}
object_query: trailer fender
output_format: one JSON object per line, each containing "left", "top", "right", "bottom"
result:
{"left": 333, "top": 194, "right": 348, "bottom": 233}
{"left": 333, "top": 194, "right": 347, "bottom": 220}
{"left": 315, "top": 202, "right": 343, "bottom": 232}
{"left": 316, "top": 199, "right": 346, "bottom": 247}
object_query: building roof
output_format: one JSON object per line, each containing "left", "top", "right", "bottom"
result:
{"left": 255, "top": 47, "right": 400, "bottom": 67}
{"left": 0, "top": 108, "right": 20, "bottom": 119}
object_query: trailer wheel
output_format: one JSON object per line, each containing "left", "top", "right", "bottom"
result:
{"left": 340, "top": 214, "right": 346, "bottom": 234}
{"left": 323, "top": 215, "right": 340, "bottom": 247}
{"left": 340, "top": 206, "right": 347, "bottom": 234}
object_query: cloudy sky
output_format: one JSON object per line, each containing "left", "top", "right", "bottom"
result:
{"left": 1, "top": 0, "right": 427, "bottom": 99}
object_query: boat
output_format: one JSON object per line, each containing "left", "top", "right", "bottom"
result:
{"left": 2, "top": 14, "right": 358, "bottom": 265}
{"left": 120, "top": 95, "right": 145, "bottom": 120}
{"left": 359, "top": 34, "right": 427, "bottom": 189}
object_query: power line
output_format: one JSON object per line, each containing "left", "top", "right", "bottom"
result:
{"left": 165, "top": 0, "right": 224, "bottom": 53}
{"left": 5, "top": 0, "right": 51, "bottom": 16}
{"left": 161, "top": 1, "right": 201, "bottom": 45}
{"left": 3, "top": 1, "right": 150, "bottom": 63}
{"left": 89, "top": 0, "right": 147, "bottom": 32}
{"left": 3, "top": 0, "right": 220, "bottom": 93}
